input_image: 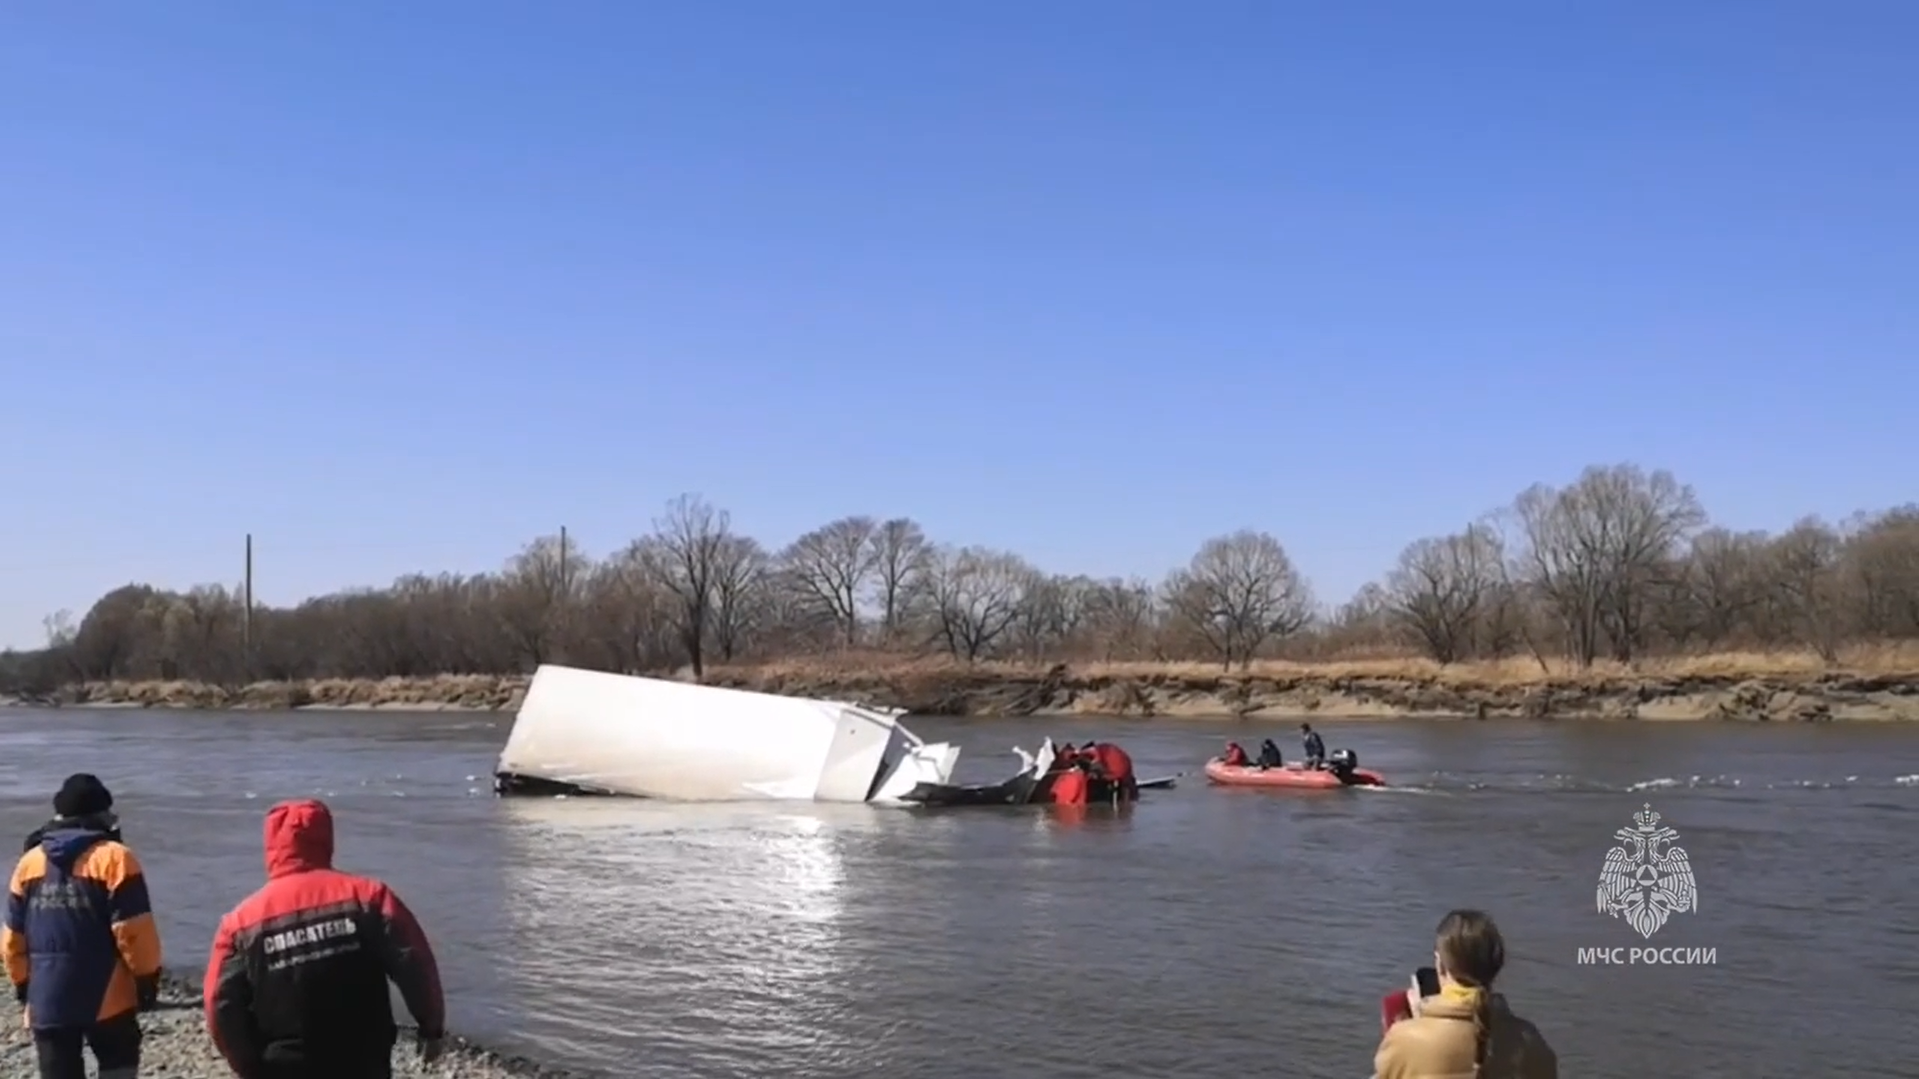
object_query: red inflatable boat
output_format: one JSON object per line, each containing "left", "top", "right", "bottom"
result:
{"left": 1203, "top": 758, "right": 1386, "bottom": 789}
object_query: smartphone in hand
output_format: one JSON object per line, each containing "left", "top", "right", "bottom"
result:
{"left": 1413, "top": 966, "right": 1441, "bottom": 998}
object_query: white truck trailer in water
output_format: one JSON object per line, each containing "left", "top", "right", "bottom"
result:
{"left": 492, "top": 664, "right": 961, "bottom": 803}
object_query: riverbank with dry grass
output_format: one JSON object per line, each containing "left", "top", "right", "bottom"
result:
{"left": 7, "top": 647, "right": 1919, "bottom": 721}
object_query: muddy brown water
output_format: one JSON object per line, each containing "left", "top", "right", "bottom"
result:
{"left": 0, "top": 707, "right": 1912, "bottom": 1078}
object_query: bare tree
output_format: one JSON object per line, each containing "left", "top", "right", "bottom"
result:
{"left": 69, "top": 585, "right": 164, "bottom": 680}
{"left": 1660, "top": 528, "right": 1768, "bottom": 650}
{"left": 42, "top": 610, "right": 77, "bottom": 649}
{"left": 780, "top": 516, "right": 877, "bottom": 647}
{"left": 495, "top": 534, "right": 591, "bottom": 668}
{"left": 1847, "top": 506, "right": 1919, "bottom": 638}
{"left": 1080, "top": 577, "right": 1160, "bottom": 661}
{"left": 648, "top": 494, "right": 731, "bottom": 678}
{"left": 1163, "top": 530, "right": 1315, "bottom": 668}
{"left": 923, "top": 546, "right": 1032, "bottom": 661}
{"left": 1322, "top": 581, "right": 1401, "bottom": 656}
{"left": 1768, "top": 517, "right": 1849, "bottom": 661}
{"left": 20, "top": 462, "right": 1919, "bottom": 690}
{"left": 1385, "top": 524, "right": 1504, "bottom": 663}
{"left": 867, "top": 517, "right": 929, "bottom": 643}
{"left": 1009, "top": 573, "right": 1094, "bottom": 661}
{"left": 1513, "top": 465, "right": 1706, "bottom": 666}
{"left": 709, "top": 534, "right": 770, "bottom": 663}
{"left": 156, "top": 585, "right": 249, "bottom": 684}
{"left": 579, "top": 545, "right": 675, "bottom": 673}
{"left": 750, "top": 564, "right": 837, "bottom": 654}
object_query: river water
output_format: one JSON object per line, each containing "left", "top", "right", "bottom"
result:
{"left": 0, "top": 707, "right": 1912, "bottom": 1078}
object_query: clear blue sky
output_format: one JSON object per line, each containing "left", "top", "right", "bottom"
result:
{"left": 4, "top": 2, "right": 1917, "bottom": 650}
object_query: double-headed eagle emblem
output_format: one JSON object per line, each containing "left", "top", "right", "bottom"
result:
{"left": 1596, "top": 803, "right": 1697, "bottom": 939}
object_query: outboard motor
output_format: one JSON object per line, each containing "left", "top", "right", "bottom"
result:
{"left": 1329, "top": 748, "right": 1358, "bottom": 783}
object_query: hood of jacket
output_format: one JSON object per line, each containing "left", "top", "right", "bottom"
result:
{"left": 1417, "top": 986, "right": 1507, "bottom": 1022}
{"left": 264, "top": 799, "right": 335, "bottom": 878}
{"left": 1376, "top": 990, "right": 1557, "bottom": 1079}
{"left": 37, "top": 819, "right": 117, "bottom": 873}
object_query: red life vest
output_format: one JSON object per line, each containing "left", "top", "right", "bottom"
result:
{"left": 1091, "top": 743, "right": 1134, "bottom": 783}
{"left": 1050, "top": 767, "right": 1089, "bottom": 806}
{"left": 1223, "top": 743, "right": 1249, "bottom": 766}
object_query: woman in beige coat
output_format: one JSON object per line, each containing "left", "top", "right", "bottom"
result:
{"left": 1373, "top": 910, "right": 1558, "bottom": 1079}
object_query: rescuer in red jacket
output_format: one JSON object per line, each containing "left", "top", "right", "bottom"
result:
{"left": 1095, "top": 742, "right": 1136, "bottom": 793}
{"left": 205, "top": 800, "right": 446, "bottom": 1079}
{"left": 1082, "top": 742, "right": 1138, "bottom": 800}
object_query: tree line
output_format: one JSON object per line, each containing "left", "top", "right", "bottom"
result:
{"left": 4, "top": 464, "right": 1917, "bottom": 694}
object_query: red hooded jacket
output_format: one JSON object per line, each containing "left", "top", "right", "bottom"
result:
{"left": 1088, "top": 743, "right": 1134, "bottom": 784}
{"left": 204, "top": 800, "right": 444, "bottom": 1073}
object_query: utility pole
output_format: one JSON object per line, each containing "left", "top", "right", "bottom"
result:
{"left": 557, "top": 525, "right": 570, "bottom": 664}
{"left": 242, "top": 533, "right": 255, "bottom": 680}
{"left": 243, "top": 529, "right": 255, "bottom": 637}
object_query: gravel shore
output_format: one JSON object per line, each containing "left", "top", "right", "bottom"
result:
{"left": 0, "top": 973, "right": 586, "bottom": 1078}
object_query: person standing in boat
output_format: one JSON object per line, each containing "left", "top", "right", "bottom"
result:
{"left": 1257, "top": 739, "right": 1284, "bottom": 769}
{"left": 1301, "top": 723, "right": 1326, "bottom": 769}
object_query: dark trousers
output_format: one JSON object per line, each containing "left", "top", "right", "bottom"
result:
{"left": 32, "top": 1011, "right": 141, "bottom": 1079}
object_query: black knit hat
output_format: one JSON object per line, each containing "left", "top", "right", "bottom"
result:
{"left": 53, "top": 774, "right": 113, "bottom": 819}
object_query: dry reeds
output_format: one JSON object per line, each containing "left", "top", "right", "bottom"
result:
{"left": 710, "top": 643, "right": 1919, "bottom": 688}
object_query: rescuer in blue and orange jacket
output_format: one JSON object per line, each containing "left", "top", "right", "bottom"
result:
{"left": 4, "top": 773, "right": 163, "bottom": 1079}
{"left": 205, "top": 798, "right": 446, "bottom": 1079}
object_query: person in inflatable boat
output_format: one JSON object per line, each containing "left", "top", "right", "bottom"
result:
{"left": 1300, "top": 723, "right": 1326, "bottom": 769}
{"left": 1221, "top": 742, "right": 1250, "bottom": 767}
{"left": 1374, "top": 909, "right": 1556, "bottom": 1079}
{"left": 1257, "top": 739, "right": 1284, "bottom": 768}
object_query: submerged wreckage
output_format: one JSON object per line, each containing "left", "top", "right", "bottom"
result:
{"left": 493, "top": 665, "right": 960, "bottom": 802}
{"left": 493, "top": 665, "right": 1172, "bottom": 806}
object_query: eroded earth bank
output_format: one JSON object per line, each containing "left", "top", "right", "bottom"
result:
{"left": 13, "top": 660, "right": 1918, "bottom": 722}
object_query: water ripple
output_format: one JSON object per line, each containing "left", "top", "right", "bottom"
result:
{"left": 0, "top": 708, "right": 1913, "bottom": 1078}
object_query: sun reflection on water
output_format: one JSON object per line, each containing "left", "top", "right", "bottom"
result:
{"left": 493, "top": 798, "right": 860, "bottom": 1071}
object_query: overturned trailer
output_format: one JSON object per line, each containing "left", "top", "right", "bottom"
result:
{"left": 493, "top": 665, "right": 960, "bottom": 803}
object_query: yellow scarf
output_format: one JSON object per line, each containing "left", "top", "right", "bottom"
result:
{"left": 1440, "top": 982, "right": 1485, "bottom": 1006}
